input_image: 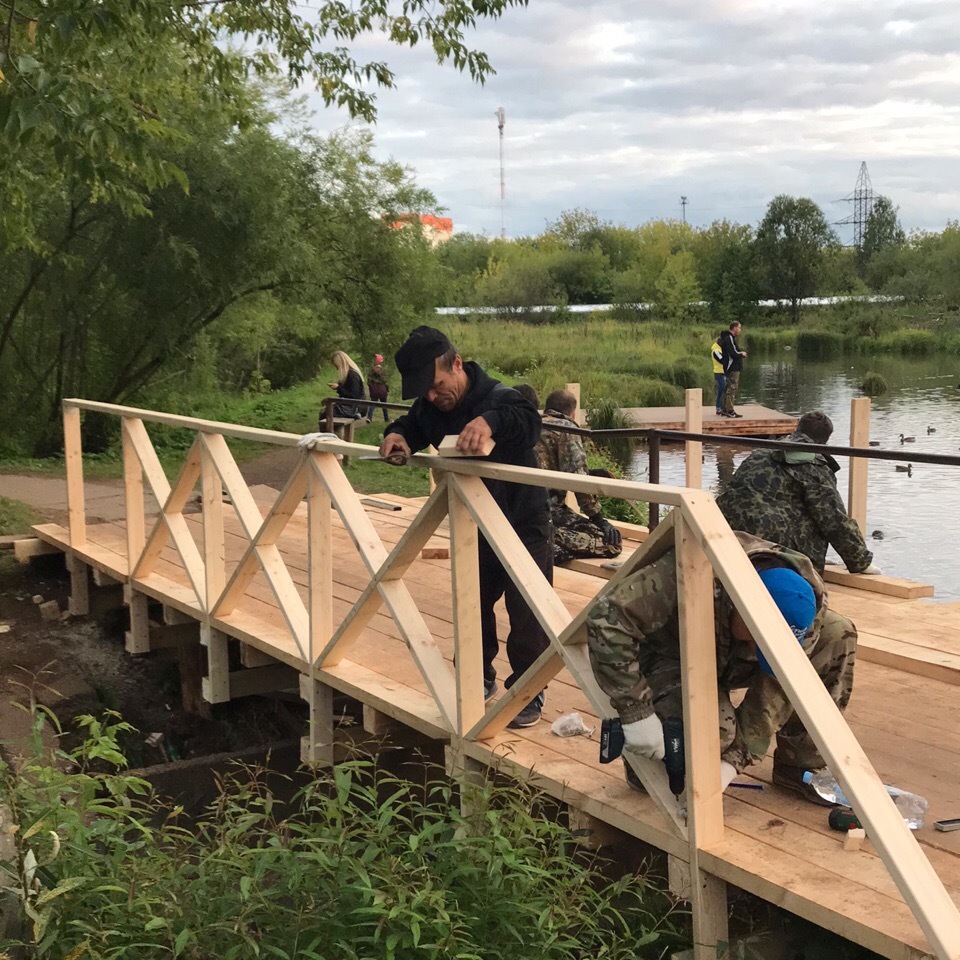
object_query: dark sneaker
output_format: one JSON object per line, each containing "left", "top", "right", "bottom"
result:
{"left": 772, "top": 762, "right": 835, "bottom": 807}
{"left": 624, "top": 758, "right": 646, "bottom": 793}
{"left": 507, "top": 693, "right": 544, "bottom": 729}
{"left": 731, "top": 412, "right": 744, "bottom": 418}
{"left": 484, "top": 679, "right": 499, "bottom": 701}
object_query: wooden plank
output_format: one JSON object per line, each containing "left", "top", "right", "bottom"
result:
{"left": 684, "top": 388, "right": 703, "bottom": 490}
{"left": 448, "top": 482, "right": 484, "bottom": 736}
{"left": 122, "top": 418, "right": 146, "bottom": 565}
{"left": 437, "top": 434, "right": 495, "bottom": 458}
{"left": 201, "top": 441, "right": 225, "bottom": 612}
{"left": 823, "top": 565, "right": 934, "bottom": 600}
{"left": 848, "top": 396, "right": 870, "bottom": 533}
{"left": 64, "top": 404, "right": 86, "bottom": 548}
{"left": 13, "top": 538, "right": 60, "bottom": 562}
{"left": 679, "top": 490, "right": 960, "bottom": 960}
{"left": 856, "top": 634, "right": 960, "bottom": 686}
{"left": 299, "top": 674, "right": 334, "bottom": 767}
{"left": 675, "top": 512, "right": 727, "bottom": 959}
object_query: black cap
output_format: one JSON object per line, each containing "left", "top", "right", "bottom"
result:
{"left": 395, "top": 325, "right": 453, "bottom": 399}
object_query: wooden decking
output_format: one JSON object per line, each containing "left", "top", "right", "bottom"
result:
{"left": 33, "top": 483, "right": 960, "bottom": 960}
{"left": 622, "top": 403, "right": 797, "bottom": 437}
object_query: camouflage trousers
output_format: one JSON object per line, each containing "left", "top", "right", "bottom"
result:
{"left": 550, "top": 504, "right": 622, "bottom": 566}
{"left": 645, "top": 607, "right": 857, "bottom": 771}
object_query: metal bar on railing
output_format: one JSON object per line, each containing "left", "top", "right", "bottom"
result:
{"left": 648, "top": 432, "right": 660, "bottom": 530}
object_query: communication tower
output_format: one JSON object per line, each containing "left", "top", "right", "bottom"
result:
{"left": 496, "top": 107, "right": 506, "bottom": 240}
{"left": 836, "top": 161, "right": 875, "bottom": 249}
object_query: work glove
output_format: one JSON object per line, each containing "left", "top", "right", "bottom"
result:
{"left": 298, "top": 432, "right": 338, "bottom": 453}
{"left": 621, "top": 714, "right": 665, "bottom": 760}
{"left": 720, "top": 760, "right": 738, "bottom": 793}
{"left": 593, "top": 516, "right": 622, "bottom": 548}
{"left": 860, "top": 563, "right": 883, "bottom": 575}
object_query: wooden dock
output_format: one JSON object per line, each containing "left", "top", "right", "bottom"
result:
{"left": 622, "top": 403, "right": 797, "bottom": 437}
{"left": 27, "top": 399, "right": 960, "bottom": 960}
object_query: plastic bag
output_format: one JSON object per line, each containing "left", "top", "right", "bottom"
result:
{"left": 550, "top": 712, "right": 595, "bottom": 738}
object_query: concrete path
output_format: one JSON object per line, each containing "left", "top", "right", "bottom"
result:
{"left": 0, "top": 475, "right": 158, "bottom": 523}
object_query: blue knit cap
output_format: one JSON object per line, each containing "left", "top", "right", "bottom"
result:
{"left": 755, "top": 567, "right": 817, "bottom": 676}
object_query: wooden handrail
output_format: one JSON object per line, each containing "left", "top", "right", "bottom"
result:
{"left": 60, "top": 399, "right": 960, "bottom": 960}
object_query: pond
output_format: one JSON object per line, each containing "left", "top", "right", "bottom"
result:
{"left": 629, "top": 351, "right": 960, "bottom": 600}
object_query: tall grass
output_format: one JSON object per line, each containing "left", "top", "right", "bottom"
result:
{"left": 0, "top": 710, "right": 686, "bottom": 959}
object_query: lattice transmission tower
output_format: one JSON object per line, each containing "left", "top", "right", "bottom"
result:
{"left": 835, "top": 161, "right": 875, "bottom": 250}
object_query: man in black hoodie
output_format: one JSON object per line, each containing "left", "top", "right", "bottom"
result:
{"left": 379, "top": 326, "right": 552, "bottom": 728}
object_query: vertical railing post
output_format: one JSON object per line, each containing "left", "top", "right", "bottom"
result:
{"left": 324, "top": 398, "right": 335, "bottom": 433}
{"left": 848, "top": 397, "right": 870, "bottom": 534}
{"left": 448, "top": 482, "right": 484, "bottom": 736}
{"left": 63, "top": 404, "right": 86, "bottom": 549}
{"left": 685, "top": 388, "right": 703, "bottom": 490}
{"left": 565, "top": 381, "right": 583, "bottom": 425}
{"left": 201, "top": 437, "right": 225, "bottom": 613}
{"left": 304, "top": 460, "right": 335, "bottom": 766}
{"left": 648, "top": 431, "right": 661, "bottom": 529}
{"left": 122, "top": 419, "right": 145, "bottom": 572}
{"left": 675, "top": 508, "right": 728, "bottom": 958}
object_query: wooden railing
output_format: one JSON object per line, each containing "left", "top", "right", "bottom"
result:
{"left": 61, "top": 399, "right": 960, "bottom": 960}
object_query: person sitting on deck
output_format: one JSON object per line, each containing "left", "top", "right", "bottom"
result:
{"left": 533, "top": 388, "right": 623, "bottom": 566}
{"left": 586, "top": 531, "right": 859, "bottom": 805}
{"left": 716, "top": 410, "right": 881, "bottom": 576}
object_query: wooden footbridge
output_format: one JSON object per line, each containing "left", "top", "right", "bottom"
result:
{"left": 27, "top": 399, "right": 960, "bottom": 960}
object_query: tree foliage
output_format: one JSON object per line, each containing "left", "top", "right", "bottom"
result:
{"left": 0, "top": 0, "right": 527, "bottom": 249}
{"left": 755, "top": 195, "right": 838, "bottom": 320}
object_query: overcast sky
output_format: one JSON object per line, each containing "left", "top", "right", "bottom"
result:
{"left": 307, "top": 0, "right": 960, "bottom": 243}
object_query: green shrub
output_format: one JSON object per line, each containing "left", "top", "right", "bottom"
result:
{"left": 860, "top": 372, "right": 888, "bottom": 396}
{"left": 0, "top": 710, "right": 685, "bottom": 960}
{"left": 587, "top": 398, "right": 637, "bottom": 469}
{"left": 796, "top": 330, "right": 847, "bottom": 360}
{"left": 873, "top": 328, "right": 936, "bottom": 355}
{"left": 667, "top": 359, "right": 701, "bottom": 389}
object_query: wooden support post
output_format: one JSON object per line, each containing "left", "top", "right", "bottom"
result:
{"left": 67, "top": 553, "right": 89, "bottom": 616}
{"left": 201, "top": 441, "right": 225, "bottom": 614}
{"left": 565, "top": 382, "right": 584, "bottom": 425}
{"left": 362, "top": 704, "right": 404, "bottom": 737}
{"left": 63, "top": 405, "right": 86, "bottom": 549}
{"left": 684, "top": 388, "right": 703, "bottom": 490}
{"left": 428, "top": 444, "right": 438, "bottom": 493}
{"left": 448, "top": 483, "right": 484, "bottom": 736}
{"left": 124, "top": 585, "right": 151, "bottom": 654}
{"left": 848, "top": 396, "right": 870, "bottom": 534}
{"left": 122, "top": 418, "right": 146, "bottom": 571}
{"left": 201, "top": 625, "right": 231, "bottom": 704}
{"left": 299, "top": 673, "right": 334, "bottom": 767}
{"left": 675, "top": 512, "right": 728, "bottom": 960}
{"left": 444, "top": 746, "right": 488, "bottom": 823}
{"left": 12, "top": 539, "right": 59, "bottom": 563}
{"left": 567, "top": 807, "right": 623, "bottom": 850}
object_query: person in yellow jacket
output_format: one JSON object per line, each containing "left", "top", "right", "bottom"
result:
{"left": 711, "top": 333, "right": 726, "bottom": 416}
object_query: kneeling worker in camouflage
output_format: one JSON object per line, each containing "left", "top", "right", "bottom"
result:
{"left": 535, "top": 389, "right": 622, "bottom": 565}
{"left": 585, "top": 532, "right": 857, "bottom": 805}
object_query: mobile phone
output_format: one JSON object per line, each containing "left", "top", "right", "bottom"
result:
{"left": 935, "top": 818, "right": 960, "bottom": 832}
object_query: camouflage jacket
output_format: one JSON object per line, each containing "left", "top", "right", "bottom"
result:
{"left": 715, "top": 430, "right": 873, "bottom": 573}
{"left": 535, "top": 410, "right": 601, "bottom": 518}
{"left": 586, "top": 532, "right": 827, "bottom": 770}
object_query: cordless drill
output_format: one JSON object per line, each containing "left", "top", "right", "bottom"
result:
{"left": 599, "top": 715, "right": 686, "bottom": 800}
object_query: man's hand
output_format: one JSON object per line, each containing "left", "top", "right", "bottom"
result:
{"left": 594, "top": 516, "right": 622, "bottom": 548}
{"left": 622, "top": 715, "right": 665, "bottom": 760}
{"left": 860, "top": 563, "right": 883, "bottom": 575}
{"left": 720, "top": 760, "right": 738, "bottom": 792}
{"left": 298, "top": 432, "right": 338, "bottom": 453}
{"left": 379, "top": 433, "right": 411, "bottom": 465}
{"left": 457, "top": 416, "right": 494, "bottom": 455}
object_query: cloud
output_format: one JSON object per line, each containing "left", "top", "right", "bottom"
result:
{"left": 304, "top": 0, "right": 960, "bottom": 240}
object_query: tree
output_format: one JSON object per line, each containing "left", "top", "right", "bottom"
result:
{"left": 691, "top": 220, "right": 759, "bottom": 323}
{"left": 0, "top": 0, "right": 527, "bottom": 250}
{"left": 860, "top": 195, "right": 905, "bottom": 286}
{"left": 755, "top": 195, "right": 838, "bottom": 321}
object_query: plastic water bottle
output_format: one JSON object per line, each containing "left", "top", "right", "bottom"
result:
{"left": 802, "top": 771, "right": 928, "bottom": 830}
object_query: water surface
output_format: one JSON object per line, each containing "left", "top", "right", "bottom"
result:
{"left": 628, "top": 351, "right": 960, "bottom": 599}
